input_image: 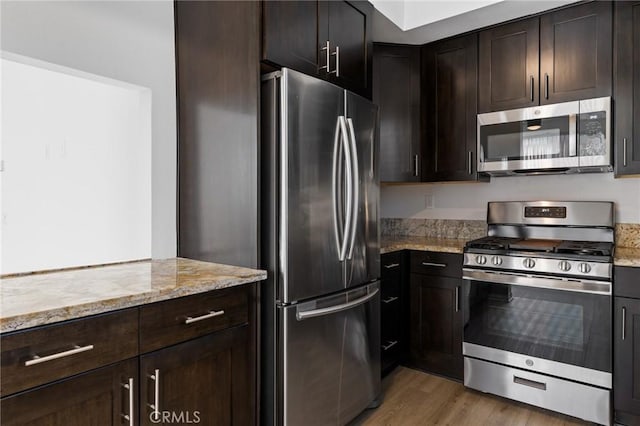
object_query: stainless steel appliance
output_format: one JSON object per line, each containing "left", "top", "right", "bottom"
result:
{"left": 462, "top": 201, "right": 613, "bottom": 425}
{"left": 261, "top": 68, "right": 380, "bottom": 426}
{"left": 477, "top": 97, "right": 612, "bottom": 175}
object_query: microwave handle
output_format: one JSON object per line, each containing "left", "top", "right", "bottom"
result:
{"left": 569, "top": 113, "right": 577, "bottom": 157}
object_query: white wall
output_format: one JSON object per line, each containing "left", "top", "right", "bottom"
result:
{"left": 381, "top": 173, "right": 640, "bottom": 223}
{"left": 1, "top": 1, "right": 177, "bottom": 259}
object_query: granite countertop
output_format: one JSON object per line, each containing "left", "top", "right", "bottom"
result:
{"left": 614, "top": 247, "right": 640, "bottom": 268}
{"left": 0, "top": 258, "right": 267, "bottom": 333}
{"left": 381, "top": 235, "right": 467, "bottom": 254}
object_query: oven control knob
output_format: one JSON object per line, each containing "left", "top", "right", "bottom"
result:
{"left": 578, "top": 263, "right": 592, "bottom": 274}
{"left": 558, "top": 261, "right": 572, "bottom": 272}
{"left": 523, "top": 258, "right": 536, "bottom": 269}
{"left": 492, "top": 256, "right": 503, "bottom": 266}
{"left": 475, "top": 255, "right": 487, "bottom": 265}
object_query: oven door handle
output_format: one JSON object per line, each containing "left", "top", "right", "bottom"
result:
{"left": 462, "top": 268, "right": 611, "bottom": 295}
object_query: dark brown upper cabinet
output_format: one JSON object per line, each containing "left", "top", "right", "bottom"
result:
{"left": 478, "top": 17, "right": 540, "bottom": 113}
{"left": 423, "top": 34, "right": 485, "bottom": 182}
{"left": 479, "top": 2, "right": 612, "bottom": 112}
{"left": 539, "top": 1, "right": 612, "bottom": 104}
{"left": 262, "top": 1, "right": 373, "bottom": 98}
{"left": 614, "top": 1, "right": 640, "bottom": 176}
{"left": 373, "top": 44, "right": 421, "bottom": 182}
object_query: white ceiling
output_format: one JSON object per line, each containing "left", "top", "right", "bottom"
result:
{"left": 370, "top": 0, "right": 580, "bottom": 45}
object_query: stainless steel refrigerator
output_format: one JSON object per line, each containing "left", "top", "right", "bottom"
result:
{"left": 261, "top": 68, "right": 380, "bottom": 425}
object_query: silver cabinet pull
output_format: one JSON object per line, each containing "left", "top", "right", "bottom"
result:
{"left": 331, "top": 45, "right": 340, "bottom": 76}
{"left": 530, "top": 75, "right": 534, "bottom": 102}
{"left": 544, "top": 73, "right": 549, "bottom": 99}
{"left": 382, "top": 296, "right": 399, "bottom": 304}
{"left": 622, "top": 307, "right": 627, "bottom": 340}
{"left": 121, "top": 377, "right": 134, "bottom": 426}
{"left": 422, "top": 262, "right": 447, "bottom": 268}
{"left": 455, "top": 286, "right": 460, "bottom": 312}
{"left": 514, "top": 375, "right": 547, "bottom": 391}
{"left": 149, "top": 369, "right": 160, "bottom": 418}
{"left": 24, "top": 344, "right": 94, "bottom": 366}
{"left": 382, "top": 341, "right": 398, "bottom": 351}
{"left": 384, "top": 263, "right": 400, "bottom": 269}
{"left": 320, "top": 41, "right": 331, "bottom": 73}
{"left": 468, "top": 151, "right": 473, "bottom": 175}
{"left": 184, "top": 310, "right": 225, "bottom": 324}
{"left": 413, "top": 154, "right": 419, "bottom": 177}
{"left": 623, "top": 138, "right": 628, "bottom": 167}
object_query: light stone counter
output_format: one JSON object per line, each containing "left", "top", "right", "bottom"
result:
{"left": 614, "top": 247, "right": 640, "bottom": 268}
{"left": 381, "top": 236, "right": 467, "bottom": 255}
{"left": 0, "top": 258, "right": 266, "bottom": 333}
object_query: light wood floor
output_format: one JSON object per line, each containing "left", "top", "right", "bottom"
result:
{"left": 351, "top": 367, "right": 588, "bottom": 426}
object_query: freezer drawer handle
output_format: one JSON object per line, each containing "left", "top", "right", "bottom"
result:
{"left": 382, "top": 341, "right": 398, "bottom": 351}
{"left": 382, "top": 296, "right": 398, "bottom": 304}
{"left": 296, "top": 288, "right": 379, "bottom": 321}
{"left": 514, "top": 375, "right": 547, "bottom": 391}
{"left": 184, "top": 310, "right": 225, "bottom": 325}
{"left": 383, "top": 263, "right": 400, "bottom": 269}
{"left": 24, "top": 344, "right": 94, "bottom": 366}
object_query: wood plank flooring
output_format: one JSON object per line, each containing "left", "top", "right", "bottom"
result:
{"left": 351, "top": 367, "right": 588, "bottom": 426}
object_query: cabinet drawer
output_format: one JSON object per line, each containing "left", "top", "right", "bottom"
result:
{"left": 1, "top": 309, "right": 138, "bottom": 396}
{"left": 140, "top": 286, "right": 249, "bottom": 353}
{"left": 381, "top": 251, "right": 404, "bottom": 280}
{"left": 614, "top": 266, "right": 640, "bottom": 299}
{"left": 410, "top": 251, "right": 462, "bottom": 278}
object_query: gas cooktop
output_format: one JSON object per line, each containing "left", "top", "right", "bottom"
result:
{"left": 465, "top": 236, "right": 613, "bottom": 258}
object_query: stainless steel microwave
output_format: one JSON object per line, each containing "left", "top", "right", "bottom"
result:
{"left": 477, "top": 97, "right": 612, "bottom": 176}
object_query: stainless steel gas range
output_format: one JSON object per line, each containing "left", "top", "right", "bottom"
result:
{"left": 462, "top": 201, "right": 613, "bottom": 426}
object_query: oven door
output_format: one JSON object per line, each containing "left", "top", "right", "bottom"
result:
{"left": 462, "top": 269, "right": 611, "bottom": 388}
{"left": 477, "top": 101, "right": 578, "bottom": 174}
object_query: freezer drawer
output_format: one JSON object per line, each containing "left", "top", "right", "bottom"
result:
{"left": 279, "top": 282, "right": 380, "bottom": 425}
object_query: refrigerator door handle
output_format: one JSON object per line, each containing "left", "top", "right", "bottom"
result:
{"left": 338, "top": 116, "right": 353, "bottom": 262}
{"left": 332, "top": 117, "right": 345, "bottom": 260}
{"left": 296, "top": 288, "right": 379, "bottom": 321}
{"left": 345, "top": 118, "right": 359, "bottom": 260}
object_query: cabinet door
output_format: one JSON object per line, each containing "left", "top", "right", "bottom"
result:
{"left": 1, "top": 358, "right": 137, "bottom": 426}
{"left": 262, "top": 1, "right": 326, "bottom": 77}
{"left": 540, "top": 1, "right": 612, "bottom": 104}
{"left": 614, "top": 297, "right": 640, "bottom": 422}
{"left": 140, "top": 326, "right": 252, "bottom": 426}
{"left": 373, "top": 44, "right": 421, "bottom": 182}
{"left": 478, "top": 17, "right": 539, "bottom": 113}
{"left": 423, "top": 34, "right": 480, "bottom": 182}
{"left": 614, "top": 1, "right": 640, "bottom": 176}
{"left": 409, "top": 273, "right": 463, "bottom": 380}
{"left": 324, "top": 1, "right": 373, "bottom": 98}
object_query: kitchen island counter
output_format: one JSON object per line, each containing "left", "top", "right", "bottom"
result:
{"left": 0, "top": 258, "right": 266, "bottom": 333}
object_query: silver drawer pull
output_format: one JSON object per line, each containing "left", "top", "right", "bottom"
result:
{"left": 24, "top": 344, "right": 94, "bottom": 366}
{"left": 382, "top": 296, "right": 398, "bottom": 304}
{"left": 184, "top": 310, "right": 225, "bottom": 324}
{"left": 514, "top": 375, "right": 547, "bottom": 391}
{"left": 382, "top": 341, "right": 398, "bottom": 351}
{"left": 149, "top": 369, "right": 160, "bottom": 418}
{"left": 422, "top": 262, "right": 447, "bottom": 268}
{"left": 384, "top": 263, "right": 400, "bottom": 269}
{"left": 122, "top": 377, "right": 134, "bottom": 426}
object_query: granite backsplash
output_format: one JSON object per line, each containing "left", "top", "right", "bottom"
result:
{"left": 381, "top": 218, "right": 640, "bottom": 248}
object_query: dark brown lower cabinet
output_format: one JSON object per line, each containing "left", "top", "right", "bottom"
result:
{"left": 380, "top": 251, "right": 406, "bottom": 376}
{"left": 614, "top": 265, "right": 640, "bottom": 426}
{"left": 1, "top": 358, "right": 138, "bottom": 426}
{"left": 140, "top": 326, "right": 252, "bottom": 426}
{"left": 409, "top": 273, "right": 463, "bottom": 380}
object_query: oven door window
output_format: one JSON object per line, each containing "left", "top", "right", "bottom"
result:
{"left": 479, "top": 116, "right": 575, "bottom": 162}
{"left": 463, "top": 280, "right": 611, "bottom": 373}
